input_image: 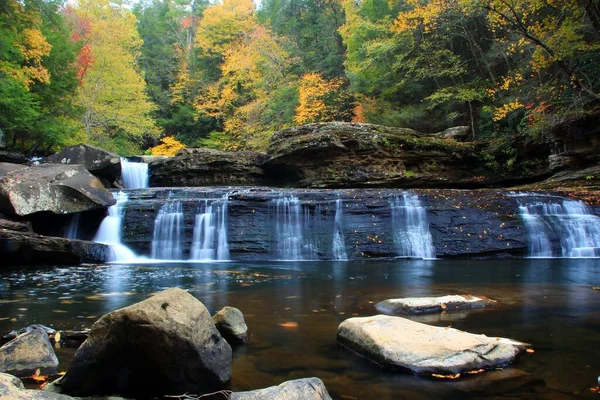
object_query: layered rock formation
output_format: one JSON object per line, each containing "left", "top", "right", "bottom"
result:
{"left": 44, "top": 144, "right": 121, "bottom": 187}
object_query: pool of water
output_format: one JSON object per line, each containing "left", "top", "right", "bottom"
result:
{"left": 1, "top": 259, "right": 599, "bottom": 399}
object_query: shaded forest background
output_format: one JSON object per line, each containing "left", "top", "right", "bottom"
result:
{"left": 1, "top": 0, "right": 599, "bottom": 157}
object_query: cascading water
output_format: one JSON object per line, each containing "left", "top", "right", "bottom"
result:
{"left": 273, "top": 196, "right": 306, "bottom": 260}
{"left": 94, "top": 192, "right": 138, "bottom": 261}
{"left": 390, "top": 193, "right": 435, "bottom": 259}
{"left": 190, "top": 195, "right": 230, "bottom": 261}
{"left": 519, "top": 199, "right": 600, "bottom": 258}
{"left": 64, "top": 213, "right": 80, "bottom": 239}
{"left": 121, "top": 158, "right": 149, "bottom": 189}
{"left": 151, "top": 201, "right": 184, "bottom": 260}
{"left": 332, "top": 199, "right": 347, "bottom": 260}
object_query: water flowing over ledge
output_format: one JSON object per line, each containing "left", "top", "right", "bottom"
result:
{"left": 121, "top": 158, "right": 149, "bottom": 189}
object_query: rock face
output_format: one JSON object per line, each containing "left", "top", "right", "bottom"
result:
{"left": 337, "top": 315, "right": 529, "bottom": 375}
{"left": 0, "top": 162, "right": 27, "bottom": 177}
{"left": 0, "top": 231, "right": 110, "bottom": 266}
{"left": 431, "top": 126, "right": 470, "bottom": 141}
{"left": 213, "top": 306, "right": 249, "bottom": 344}
{"left": 230, "top": 378, "right": 332, "bottom": 400}
{"left": 149, "top": 148, "right": 269, "bottom": 187}
{"left": 0, "top": 373, "right": 74, "bottom": 400}
{"left": 0, "top": 327, "right": 59, "bottom": 377}
{"left": 265, "top": 122, "right": 497, "bottom": 188}
{"left": 58, "top": 288, "right": 232, "bottom": 397}
{"left": 0, "top": 163, "right": 115, "bottom": 217}
{"left": 375, "top": 295, "right": 496, "bottom": 315}
{"left": 0, "top": 218, "right": 31, "bottom": 232}
{"left": 0, "top": 150, "right": 28, "bottom": 164}
{"left": 45, "top": 144, "right": 121, "bottom": 185}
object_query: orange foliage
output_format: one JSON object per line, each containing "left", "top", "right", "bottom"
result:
{"left": 149, "top": 136, "right": 186, "bottom": 156}
{"left": 295, "top": 72, "right": 353, "bottom": 125}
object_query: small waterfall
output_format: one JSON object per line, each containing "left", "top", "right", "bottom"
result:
{"left": 190, "top": 195, "right": 230, "bottom": 261}
{"left": 64, "top": 213, "right": 80, "bottom": 239}
{"left": 391, "top": 193, "right": 435, "bottom": 259}
{"left": 121, "top": 158, "right": 149, "bottom": 189}
{"left": 151, "top": 201, "right": 184, "bottom": 260}
{"left": 519, "top": 199, "right": 600, "bottom": 258}
{"left": 332, "top": 199, "right": 347, "bottom": 260}
{"left": 94, "top": 192, "right": 138, "bottom": 261}
{"left": 273, "top": 196, "right": 305, "bottom": 260}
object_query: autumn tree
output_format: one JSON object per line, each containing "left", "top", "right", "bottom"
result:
{"left": 295, "top": 72, "right": 353, "bottom": 125}
{"left": 71, "top": 0, "right": 159, "bottom": 154}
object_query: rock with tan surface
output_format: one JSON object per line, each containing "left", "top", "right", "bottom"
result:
{"left": 375, "top": 295, "right": 496, "bottom": 315}
{"left": 230, "top": 378, "right": 332, "bottom": 400}
{"left": 337, "top": 315, "right": 529, "bottom": 375}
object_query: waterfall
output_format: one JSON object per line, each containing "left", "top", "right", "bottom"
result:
{"left": 332, "top": 199, "right": 347, "bottom": 260}
{"left": 94, "top": 192, "right": 138, "bottom": 261}
{"left": 151, "top": 201, "right": 184, "bottom": 260}
{"left": 391, "top": 193, "right": 435, "bottom": 259}
{"left": 121, "top": 158, "right": 149, "bottom": 189}
{"left": 519, "top": 199, "right": 600, "bottom": 258}
{"left": 190, "top": 195, "right": 230, "bottom": 261}
{"left": 273, "top": 196, "right": 305, "bottom": 260}
{"left": 64, "top": 213, "right": 80, "bottom": 239}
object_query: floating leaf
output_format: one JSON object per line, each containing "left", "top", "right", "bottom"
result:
{"left": 526, "top": 348, "right": 535, "bottom": 353}
{"left": 432, "top": 373, "right": 461, "bottom": 379}
{"left": 52, "top": 310, "right": 67, "bottom": 314}
{"left": 54, "top": 332, "right": 61, "bottom": 343}
{"left": 278, "top": 321, "right": 298, "bottom": 329}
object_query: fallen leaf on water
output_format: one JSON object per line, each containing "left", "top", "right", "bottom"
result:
{"left": 86, "top": 315, "right": 97, "bottom": 319}
{"left": 52, "top": 310, "right": 67, "bottom": 314}
{"left": 526, "top": 349, "right": 535, "bottom": 353}
{"left": 278, "top": 321, "right": 298, "bottom": 329}
{"left": 467, "top": 369, "right": 485, "bottom": 375}
{"left": 432, "top": 373, "right": 461, "bottom": 379}
{"left": 10, "top": 318, "right": 17, "bottom": 322}
{"left": 31, "top": 369, "right": 47, "bottom": 382}
{"left": 54, "top": 332, "right": 61, "bottom": 342}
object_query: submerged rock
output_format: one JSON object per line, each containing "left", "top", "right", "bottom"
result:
{"left": 45, "top": 144, "right": 121, "bottom": 186}
{"left": 0, "top": 164, "right": 115, "bottom": 217}
{"left": 58, "top": 288, "right": 232, "bottom": 397}
{"left": 0, "top": 231, "right": 110, "bottom": 266}
{"left": 230, "top": 377, "right": 332, "bottom": 400}
{"left": 149, "top": 148, "right": 269, "bottom": 187}
{"left": 375, "top": 295, "right": 496, "bottom": 315}
{"left": 0, "top": 327, "right": 59, "bottom": 377}
{"left": 0, "top": 373, "right": 74, "bottom": 400}
{"left": 213, "top": 306, "right": 249, "bottom": 344}
{"left": 337, "top": 315, "right": 529, "bottom": 376}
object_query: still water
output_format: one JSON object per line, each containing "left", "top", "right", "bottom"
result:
{"left": 1, "top": 259, "right": 599, "bottom": 399}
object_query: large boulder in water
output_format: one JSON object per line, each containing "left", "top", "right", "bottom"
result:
{"left": 45, "top": 144, "right": 121, "bottom": 185}
{"left": 375, "top": 295, "right": 496, "bottom": 315}
{"left": 149, "top": 148, "right": 269, "bottom": 187}
{"left": 213, "top": 306, "right": 249, "bottom": 344}
{"left": 230, "top": 378, "right": 332, "bottom": 400}
{"left": 0, "top": 326, "right": 59, "bottom": 377}
{"left": 264, "top": 122, "right": 486, "bottom": 188}
{"left": 337, "top": 315, "right": 530, "bottom": 376}
{"left": 57, "top": 287, "right": 232, "bottom": 397}
{"left": 0, "top": 163, "right": 115, "bottom": 217}
{"left": 0, "top": 231, "right": 111, "bottom": 266}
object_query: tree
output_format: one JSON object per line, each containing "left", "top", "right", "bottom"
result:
{"left": 295, "top": 72, "right": 353, "bottom": 124}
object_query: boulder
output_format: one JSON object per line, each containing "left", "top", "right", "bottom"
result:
{"left": 264, "top": 122, "right": 486, "bottom": 188}
{"left": 0, "top": 327, "right": 59, "bottom": 377}
{"left": 0, "top": 150, "right": 28, "bottom": 164}
{"left": 0, "top": 373, "right": 75, "bottom": 400}
{"left": 58, "top": 288, "right": 232, "bottom": 397}
{"left": 2, "top": 325, "right": 55, "bottom": 344}
{"left": 45, "top": 144, "right": 121, "bottom": 184}
{"left": 0, "top": 163, "right": 115, "bottom": 217}
{"left": 375, "top": 295, "right": 496, "bottom": 315}
{"left": 213, "top": 306, "right": 249, "bottom": 344}
{"left": 149, "top": 148, "right": 269, "bottom": 187}
{"left": 230, "top": 378, "right": 332, "bottom": 400}
{"left": 337, "top": 315, "right": 529, "bottom": 376}
{"left": 431, "top": 126, "right": 470, "bottom": 141}
{"left": 0, "top": 162, "right": 27, "bottom": 177}
{"left": 0, "top": 231, "right": 111, "bottom": 266}
{"left": 0, "top": 218, "right": 31, "bottom": 232}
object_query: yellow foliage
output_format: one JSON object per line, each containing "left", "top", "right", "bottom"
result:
{"left": 149, "top": 136, "right": 186, "bottom": 156}
{"left": 295, "top": 72, "right": 350, "bottom": 125}
{"left": 493, "top": 100, "right": 524, "bottom": 121}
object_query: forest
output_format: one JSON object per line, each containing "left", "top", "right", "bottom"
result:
{"left": 1, "top": 0, "right": 599, "bottom": 156}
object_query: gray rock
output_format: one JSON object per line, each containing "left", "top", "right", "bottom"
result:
{"left": 0, "top": 163, "right": 116, "bottom": 217}
{"left": 58, "top": 288, "right": 232, "bottom": 397}
{"left": 0, "top": 162, "right": 27, "bottom": 178}
{"left": 375, "top": 295, "right": 496, "bottom": 315}
{"left": 431, "top": 126, "right": 470, "bottom": 141}
{"left": 0, "top": 373, "right": 74, "bottom": 399}
{"left": 0, "top": 218, "right": 31, "bottom": 232}
{"left": 230, "top": 378, "right": 332, "bottom": 400}
{"left": 3, "top": 325, "right": 56, "bottom": 343}
{"left": 0, "top": 327, "right": 59, "bottom": 377}
{"left": 0, "top": 231, "right": 111, "bottom": 266}
{"left": 0, "top": 150, "right": 28, "bottom": 164}
{"left": 213, "top": 306, "right": 249, "bottom": 344}
{"left": 337, "top": 315, "right": 530, "bottom": 376}
{"left": 45, "top": 144, "right": 121, "bottom": 184}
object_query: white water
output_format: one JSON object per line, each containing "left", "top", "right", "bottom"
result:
{"left": 273, "top": 197, "right": 306, "bottom": 260}
{"left": 64, "top": 213, "right": 80, "bottom": 239}
{"left": 519, "top": 199, "right": 600, "bottom": 258}
{"left": 332, "top": 199, "right": 348, "bottom": 260}
{"left": 190, "top": 196, "right": 230, "bottom": 261}
{"left": 121, "top": 158, "right": 149, "bottom": 189}
{"left": 94, "top": 192, "right": 138, "bottom": 261}
{"left": 151, "top": 201, "right": 184, "bottom": 260}
{"left": 391, "top": 193, "right": 435, "bottom": 259}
